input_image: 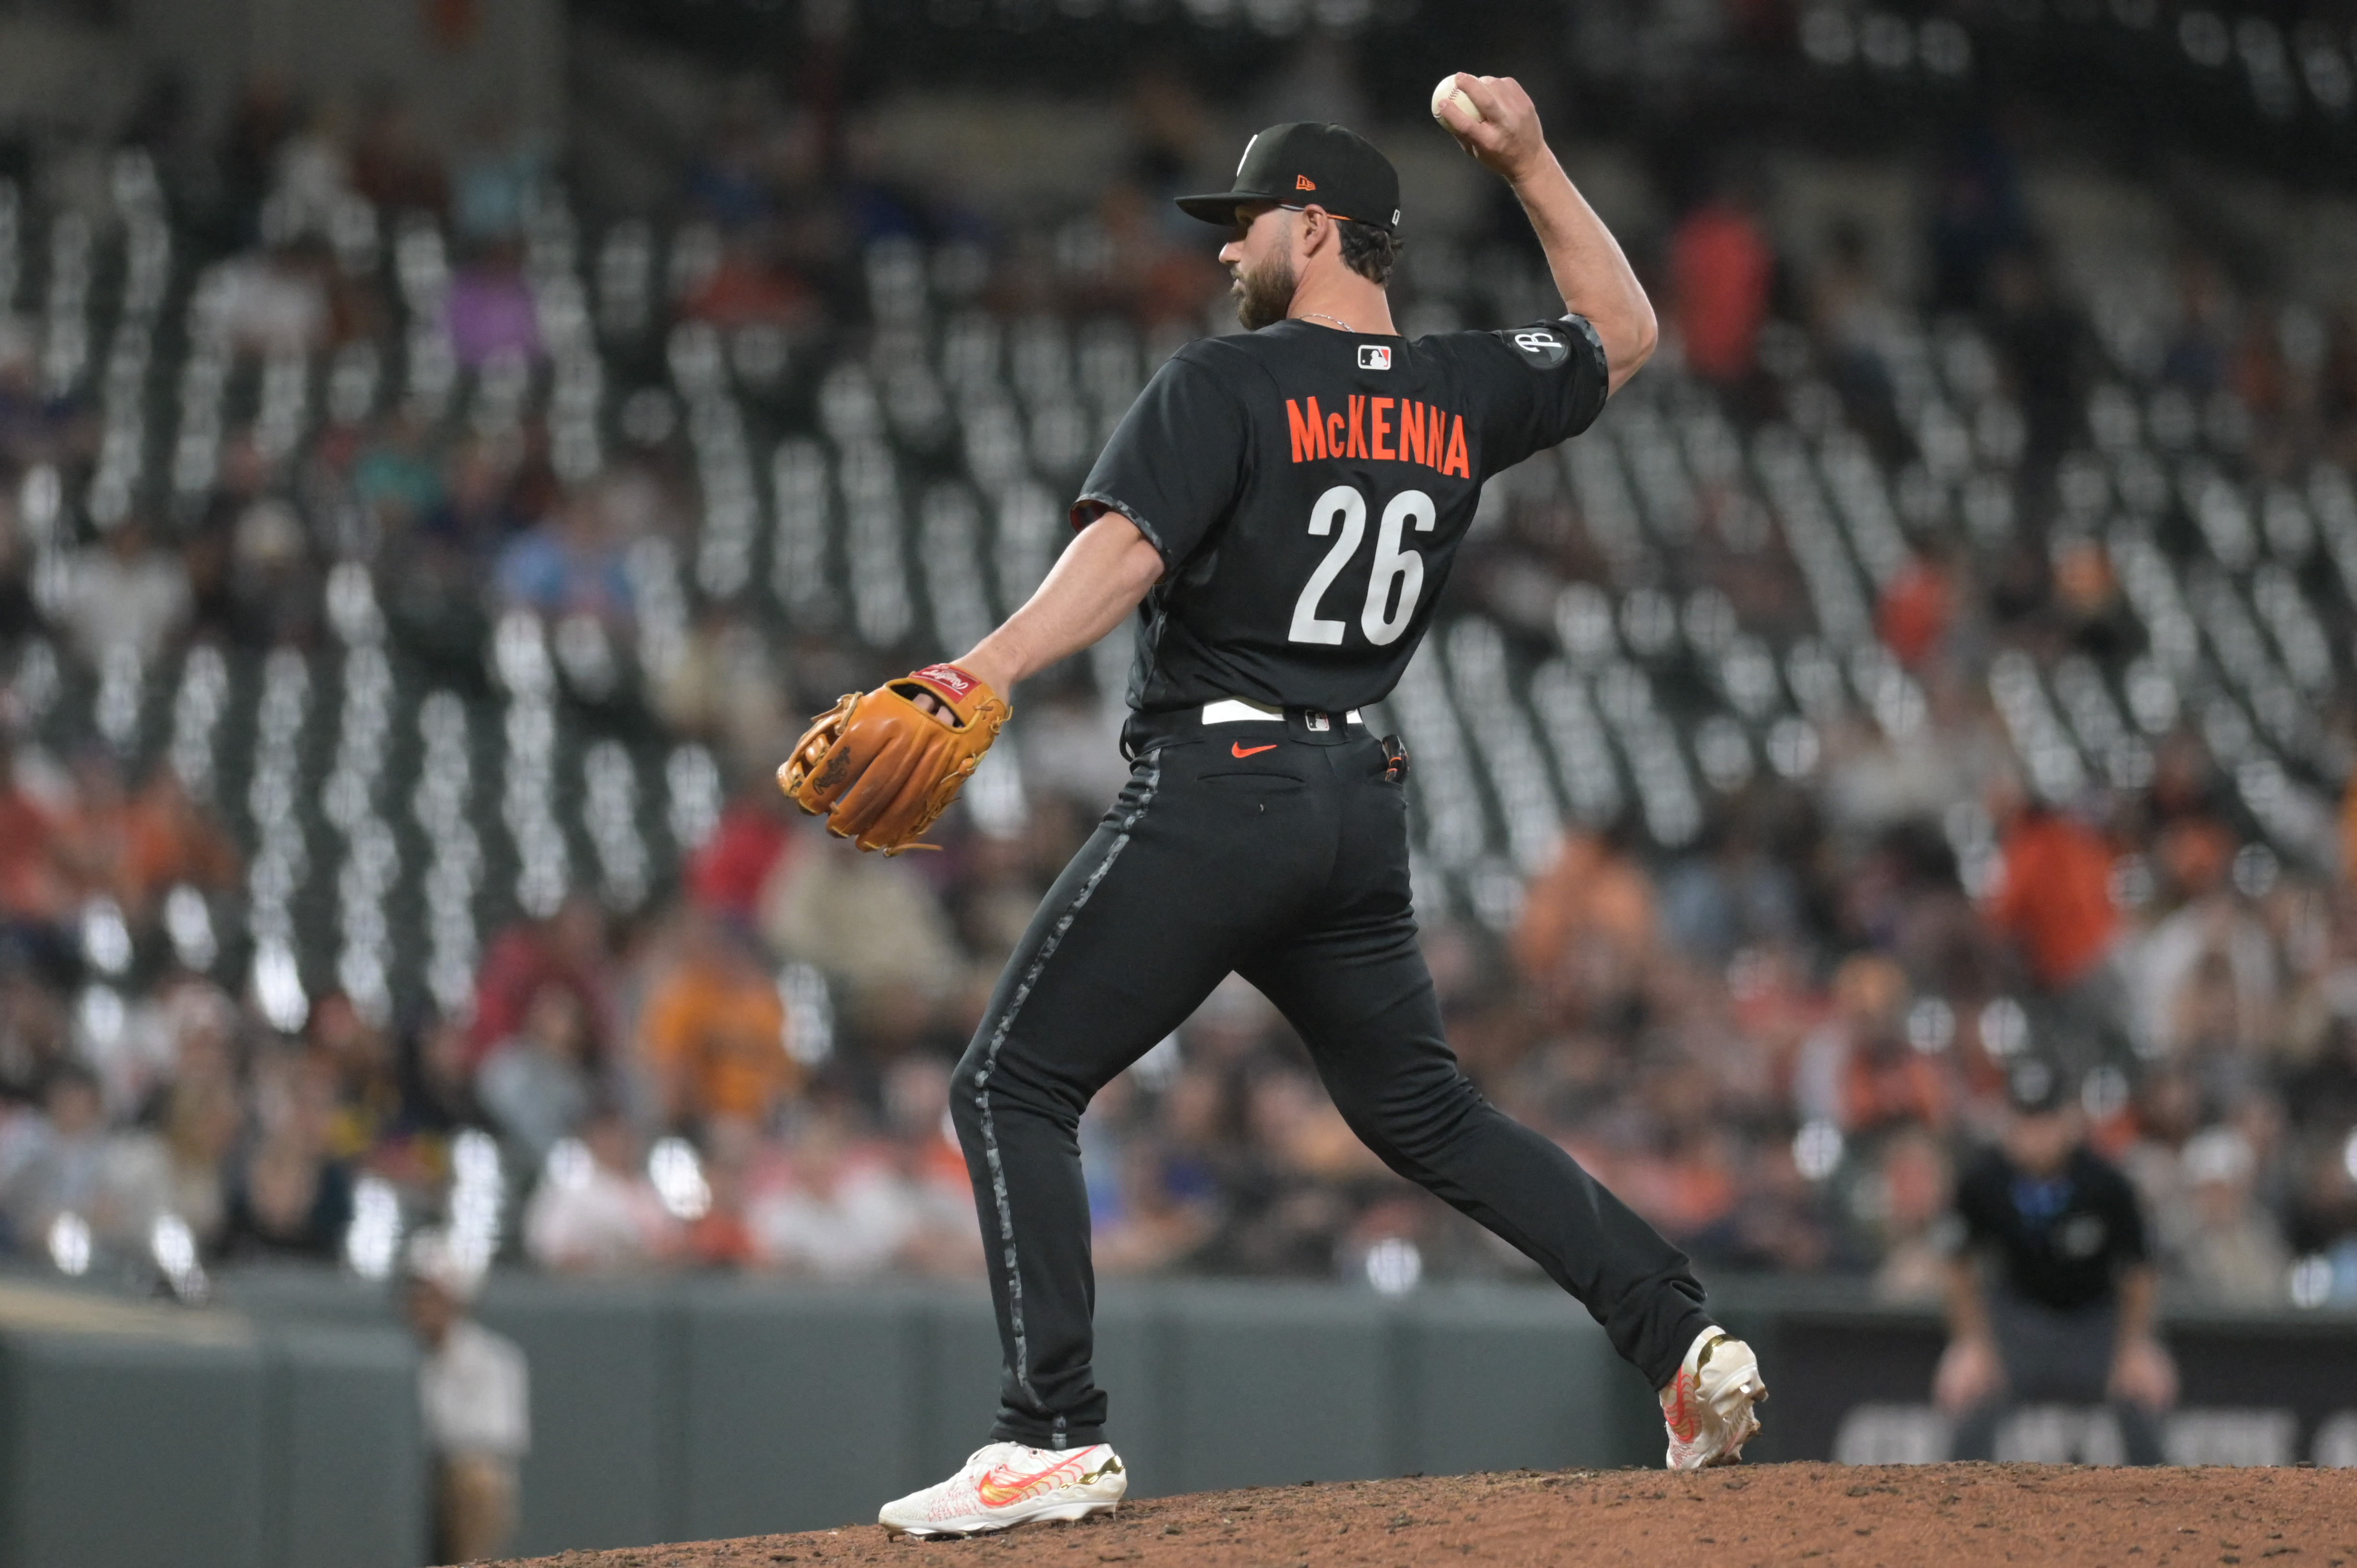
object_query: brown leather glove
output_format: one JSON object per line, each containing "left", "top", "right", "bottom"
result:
{"left": 776, "top": 663, "right": 1010, "bottom": 854}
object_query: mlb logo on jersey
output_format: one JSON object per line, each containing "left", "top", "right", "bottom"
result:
{"left": 1357, "top": 345, "right": 1392, "bottom": 371}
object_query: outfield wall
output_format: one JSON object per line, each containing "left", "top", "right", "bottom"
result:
{"left": 3, "top": 1269, "right": 2353, "bottom": 1567}
{"left": 211, "top": 1270, "right": 1655, "bottom": 1558}
{"left": 0, "top": 1279, "right": 424, "bottom": 1568}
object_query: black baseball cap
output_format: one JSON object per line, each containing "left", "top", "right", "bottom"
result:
{"left": 1176, "top": 122, "right": 1402, "bottom": 235}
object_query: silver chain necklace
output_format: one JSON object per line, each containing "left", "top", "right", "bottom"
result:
{"left": 1297, "top": 311, "right": 1355, "bottom": 333}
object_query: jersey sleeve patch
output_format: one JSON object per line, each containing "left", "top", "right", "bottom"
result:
{"left": 1489, "top": 315, "right": 1606, "bottom": 379}
{"left": 1448, "top": 312, "right": 1611, "bottom": 476}
{"left": 1497, "top": 323, "right": 1571, "bottom": 368}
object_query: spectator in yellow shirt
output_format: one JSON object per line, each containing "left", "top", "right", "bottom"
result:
{"left": 639, "top": 910, "right": 800, "bottom": 1130}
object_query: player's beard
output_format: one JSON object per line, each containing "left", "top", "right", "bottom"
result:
{"left": 1232, "top": 247, "right": 1298, "bottom": 332}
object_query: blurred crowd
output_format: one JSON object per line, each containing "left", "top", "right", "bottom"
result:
{"left": 0, "top": 58, "right": 2355, "bottom": 1316}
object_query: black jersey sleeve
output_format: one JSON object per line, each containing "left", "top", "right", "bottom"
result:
{"left": 1954, "top": 1149, "right": 2006, "bottom": 1250}
{"left": 2089, "top": 1159, "right": 2151, "bottom": 1267}
{"left": 1071, "top": 348, "right": 1251, "bottom": 570}
{"left": 1460, "top": 313, "right": 1611, "bottom": 475}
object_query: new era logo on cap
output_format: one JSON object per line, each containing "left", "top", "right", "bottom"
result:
{"left": 1177, "top": 122, "right": 1402, "bottom": 235}
{"left": 1358, "top": 345, "right": 1391, "bottom": 370}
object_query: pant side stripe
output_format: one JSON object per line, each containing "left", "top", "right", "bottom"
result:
{"left": 973, "top": 751, "right": 1161, "bottom": 1424}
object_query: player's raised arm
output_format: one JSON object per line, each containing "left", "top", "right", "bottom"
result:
{"left": 1433, "top": 73, "right": 1658, "bottom": 394}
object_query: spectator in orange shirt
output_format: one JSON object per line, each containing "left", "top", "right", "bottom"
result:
{"left": 1876, "top": 553, "right": 1952, "bottom": 670}
{"left": 1986, "top": 785, "right": 2119, "bottom": 994}
{"left": 114, "top": 768, "right": 241, "bottom": 926}
{"left": 1669, "top": 186, "right": 1774, "bottom": 386}
{"left": 1983, "top": 774, "right": 2136, "bottom": 1084}
{"left": 0, "top": 749, "right": 75, "bottom": 932}
{"left": 638, "top": 910, "right": 800, "bottom": 1131}
{"left": 1511, "top": 826, "right": 1658, "bottom": 1026}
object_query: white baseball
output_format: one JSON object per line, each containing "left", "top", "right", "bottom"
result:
{"left": 1430, "top": 74, "right": 1482, "bottom": 125}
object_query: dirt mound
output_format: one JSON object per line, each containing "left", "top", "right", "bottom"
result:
{"left": 498, "top": 1461, "right": 2357, "bottom": 1568}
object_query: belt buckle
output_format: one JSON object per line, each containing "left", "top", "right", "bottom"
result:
{"left": 1304, "top": 711, "right": 1330, "bottom": 733}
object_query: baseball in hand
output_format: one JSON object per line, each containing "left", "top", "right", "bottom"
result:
{"left": 1431, "top": 74, "right": 1482, "bottom": 125}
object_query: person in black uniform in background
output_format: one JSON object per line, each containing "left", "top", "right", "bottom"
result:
{"left": 1937, "top": 1056, "right": 2177, "bottom": 1464}
{"left": 876, "top": 77, "right": 1768, "bottom": 1538}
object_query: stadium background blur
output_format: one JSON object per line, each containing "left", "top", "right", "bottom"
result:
{"left": 0, "top": 0, "right": 2354, "bottom": 1341}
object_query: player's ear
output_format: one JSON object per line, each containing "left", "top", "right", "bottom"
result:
{"left": 1298, "top": 205, "right": 1332, "bottom": 257}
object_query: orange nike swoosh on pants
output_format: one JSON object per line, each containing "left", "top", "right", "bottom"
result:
{"left": 1230, "top": 742, "right": 1278, "bottom": 758}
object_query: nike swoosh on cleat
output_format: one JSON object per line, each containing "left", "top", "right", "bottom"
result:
{"left": 974, "top": 1454, "right": 1091, "bottom": 1509}
{"left": 1230, "top": 742, "right": 1278, "bottom": 758}
{"left": 1666, "top": 1374, "right": 1700, "bottom": 1442}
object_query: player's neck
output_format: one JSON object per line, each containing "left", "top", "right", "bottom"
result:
{"left": 1286, "top": 274, "right": 1395, "bottom": 337}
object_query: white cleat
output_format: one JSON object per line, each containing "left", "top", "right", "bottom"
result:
{"left": 1660, "top": 1328, "right": 1767, "bottom": 1471}
{"left": 878, "top": 1441, "right": 1127, "bottom": 1538}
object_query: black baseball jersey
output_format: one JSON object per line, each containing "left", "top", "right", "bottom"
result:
{"left": 1073, "top": 314, "right": 1610, "bottom": 714}
{"left": 1955, "top": 1144, "right": 2150, "bottom": 1312}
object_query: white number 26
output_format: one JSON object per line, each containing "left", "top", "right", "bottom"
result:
{"left": 1287, "top": 484, "right": 1437, "bottom": 647}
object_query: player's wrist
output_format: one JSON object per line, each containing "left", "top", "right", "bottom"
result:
{"left": 949, "top": 649, "right": 1017, "bottom": 698}
{"left": 1502, "top": 143, "right": 1563, "bottom": 191}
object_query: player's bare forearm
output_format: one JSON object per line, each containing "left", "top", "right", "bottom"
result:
{"left": 954, "top": 511, "right": 1164, "bottom": 695}
{"left": 1511, "top": 156, "right": 1657, "bottom": 392}
{"left": 1944, "top": 1255, "right": 1991, "bottom": 1344}
{"left": 2115, "top": 1264, "right": 2157, "bottom": 1348}
{"left": 2107, "top": 1264, "right": 2177, "bottom": 1408}
{"left": 1434, "top": 74, "right": 1657, "bottom": 393}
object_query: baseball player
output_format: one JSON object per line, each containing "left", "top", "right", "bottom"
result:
{"left": 781, "top": 74, "right": 1767, "bottom": 1537}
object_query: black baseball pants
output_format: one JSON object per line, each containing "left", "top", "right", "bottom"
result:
{"left": 950, "top": 712, "right": 1715, "bottom": 1450}
{"left": 1948, "top": 1290, "right": 2165, "bottom": 1465}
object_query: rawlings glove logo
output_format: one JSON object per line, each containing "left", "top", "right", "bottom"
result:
{"left": 913, "top": 663, "right": 975, "bottom": 697}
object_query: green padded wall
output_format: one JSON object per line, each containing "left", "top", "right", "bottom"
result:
{"left": 0, "top": 1281, "right": 424, "bottom": 1568}
{"left": 0, "top": 1293, "right": 268, "bottom": 1568}
{"left": 476, "top": 1275, "right": 680, "bottom": 1557}
{"left": 265, "top": 1321, "right": 428, "bottom": 1568}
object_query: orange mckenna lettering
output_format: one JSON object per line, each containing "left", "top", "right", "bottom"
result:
{"left": 1285, "top": 395, "right": 1469, "bottom": 472}
{"left": 1286, "top": 397, "right": 1329, "bottom": 462}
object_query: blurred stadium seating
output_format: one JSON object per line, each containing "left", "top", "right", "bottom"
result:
{"left": 0, "top": 0, "right": 2352, "bottom": 1341}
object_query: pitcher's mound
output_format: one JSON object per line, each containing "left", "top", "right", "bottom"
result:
{"left": 496, "top": 1461, "right": 2357, "bottom": 1567}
